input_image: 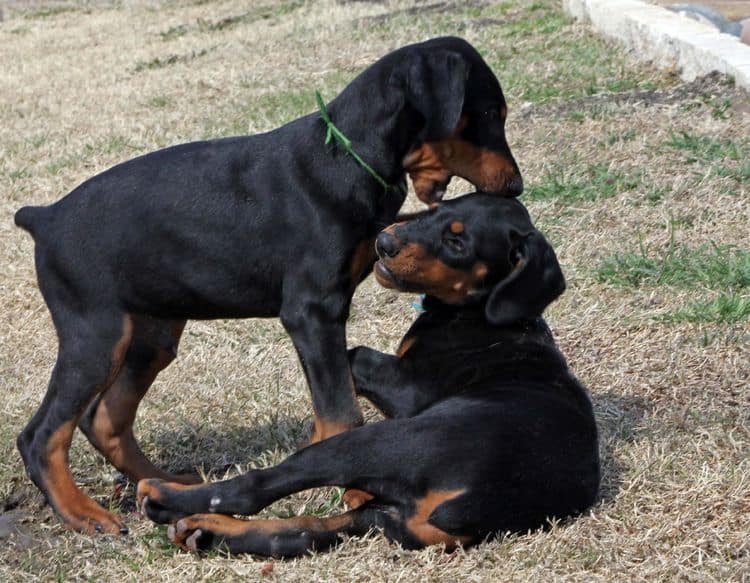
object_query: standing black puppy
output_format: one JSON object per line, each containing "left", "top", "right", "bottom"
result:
{"left": 137, "top": 194, "right": 600, "bottom": 556}
{"left": 13, "top": 37, "right": 522, "bottom": 534}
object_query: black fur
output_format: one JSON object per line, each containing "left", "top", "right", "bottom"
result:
{"left": 14, "top": 38, "right": 522, "bottom": 534}
{"left": 138, "top": 194, "right": 599, "bottom": 556}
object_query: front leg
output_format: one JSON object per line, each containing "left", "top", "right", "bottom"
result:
{"left": 349, "top": 346, "right": 440, "bottom": 419}
{"left": 281, "top": 302, "right": 363, "bottom": 443}
{"left": 138, "top": 419, "right": 426, "bottom": 524}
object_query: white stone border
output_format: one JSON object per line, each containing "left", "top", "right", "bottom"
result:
{"left": 564, "top": 0, "right": 750, "bottom": 90}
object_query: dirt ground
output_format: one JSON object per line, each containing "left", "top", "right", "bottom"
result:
{"left": 0, "top": 1, "right": 748, "bottom": 581}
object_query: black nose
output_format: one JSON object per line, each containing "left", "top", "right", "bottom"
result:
{"left": 376, "top": 232, "right": 401, "bottom": 258}
{"left": 506, "top": 175, "right": 524, "bottom": 197}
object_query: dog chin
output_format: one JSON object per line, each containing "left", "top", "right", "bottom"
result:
{"left": 374, "top": 261, "right": 399, "bottom": 289}
{"left": 374, "top": 261, "right": 425, "bottom": 294}
{"left": 415, "top": 182, "right": 448, "bottom": 205}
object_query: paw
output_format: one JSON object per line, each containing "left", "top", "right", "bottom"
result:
{"left": 342, "top": 488, "right": 374, "bottom": 510}
{"left": 168, "top": 515, "right": 227, "bottom": 553}
{"left": 137, "top": 478, "right": 201, "bottom": 524}
{"left": 59, "top": 499, "right": 129, "bottom": 535}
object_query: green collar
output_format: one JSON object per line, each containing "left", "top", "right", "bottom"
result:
{"left": 315, "top": 91, "right": 405, "bottom": 195}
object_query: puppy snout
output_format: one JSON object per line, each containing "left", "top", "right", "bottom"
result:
{"left": 376, "top": 232, "right": 401, "bottom": 258}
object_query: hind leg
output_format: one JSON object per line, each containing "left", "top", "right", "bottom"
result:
{"left": 138, "top": 417, "right": 475, "bottom": 554}
{"left": 78, "top": 316, "right": 198, "bottom": 484}
{"left": 165, "top": 493, "right": 472, "bottom": 556}
{"left": 17, "top": 310, "right": 134, "bottom": 534}
{"left": 167, "top": 509, "right": 372, "bottom": 556}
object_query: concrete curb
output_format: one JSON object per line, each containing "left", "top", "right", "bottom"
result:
{"left": 564, "top": 0, "right": 750, "bottom": 90}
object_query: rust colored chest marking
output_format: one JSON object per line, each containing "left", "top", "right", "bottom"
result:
{"left": 396, "top": 334, "right": 417, "bottom": 358}
{"left": 349, "top": 238, "right": 377, "bottom": 292}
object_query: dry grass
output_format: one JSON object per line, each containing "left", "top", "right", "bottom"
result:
{"left": 1, "top": 0, "right": 748, "bottom": 580}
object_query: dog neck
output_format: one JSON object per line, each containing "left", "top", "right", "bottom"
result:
{"left": 322, "top": 74, "right": 428, "bottom": 190}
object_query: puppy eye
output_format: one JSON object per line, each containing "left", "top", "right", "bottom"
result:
{"left": 444, "top": 236, "right": 466, "bottom": 254}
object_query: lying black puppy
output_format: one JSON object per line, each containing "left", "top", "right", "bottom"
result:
{"left": 137, "top": 193, "right": 600, "bottom": 556}
{"left": 13, "top": 36, "right": 523, "bottom": 534}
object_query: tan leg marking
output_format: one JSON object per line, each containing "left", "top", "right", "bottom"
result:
{"left": 43, "top": 315, "right": 134, "bottom": 534}
{"left": 310, "top": 418, "right": 355, "bottom": 444}
{"left": 405, "top": 489, "right": 472, "bottom": 548}
{"left": 88, "top": 320, "right": 198, "bottom": 483}
{"left": 342, "top": 489, "right": 374, "bottom": 510}
{"left": 169, "top": 512, "right": 356, "bottom": 551}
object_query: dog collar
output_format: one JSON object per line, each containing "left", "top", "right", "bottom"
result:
{"left": 315, "top": 91, "right": 406, "bottom": 195}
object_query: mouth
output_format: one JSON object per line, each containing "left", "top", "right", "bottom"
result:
{"left": 374, "top": 261, "right": 397, "bottom": 289}
{"left": 374, "top": 261, "right": 423, "bottom": 293}
{"left": 417, "top": 178, "right": 451, "bottom": 205}
{"left": 477, "top": 174, "right": 524, "bottom": 198}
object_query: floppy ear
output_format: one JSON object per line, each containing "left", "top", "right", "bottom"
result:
{"left": 485, "top": 231, "right": 566, "bottom": 326}
{"left": 391, "top": 50, "right": 467, "bottom": 141}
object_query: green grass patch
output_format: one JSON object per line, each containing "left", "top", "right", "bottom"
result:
{"left": 502, "top": 5, "right": 569, "bottom": 37}
{"left": 147, "top": 96, "right": 172, "bottom": 109}
{"left": 596, "top": 242, "right": 750, "bottom": 289}
{"left": 357, "top": 0, "right": 674, "bottom": 105}
{"left": 526, "top": 163, "right": 641, "bottom": 202}
{"left": 483, "top": 1, "right": 668, "bottom": 103}
{"left": 663, "top": 132, "right": 749, "bottom": 187}
{"left": 658, "top": 294, "right": 750, "bottom": 324}
{"left": 715, "top": 160, "right": 750, "bottom": 183}
{"left": 664, "top": 132, "right": 744, "bottom": 163}
{"left": 604, "top": 128, "right": 637, "bottom": 146}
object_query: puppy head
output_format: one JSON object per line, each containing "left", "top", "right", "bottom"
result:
{"left": 389, "top": 37, "right": 523, "bottom": 204}
{"left": 374, "top": 193, "right": 565, "bottom": 324}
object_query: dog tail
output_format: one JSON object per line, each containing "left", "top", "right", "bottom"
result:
{"left": 14, "top": 205, "right": 48, "bottom": 237}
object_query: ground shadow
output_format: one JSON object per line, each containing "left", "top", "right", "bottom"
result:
{"left": 147, "top": 414, "right": 309, "bottom": 477}
{"left": 591, "top": 392, "right": 651, "bottom": 504}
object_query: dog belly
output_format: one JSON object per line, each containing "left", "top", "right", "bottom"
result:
{"left": 120, "top": 258, "right": 284, "bottom": 320}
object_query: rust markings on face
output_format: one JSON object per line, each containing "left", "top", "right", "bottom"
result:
{"left": 405, "top": 488, "right": 472, "bottom": 548}
{"left": 376, "top": 241, "right": 488, "bottom": 304}
{"left": 403, "top": 116, "right": 518, "bottom": 203}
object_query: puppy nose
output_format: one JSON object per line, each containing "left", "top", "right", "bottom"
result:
{"left": 506, "top": 175, "right": 524, "bottom": 197}
{"left": 376, "top": 232, "right": 401, "bottom": 258}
